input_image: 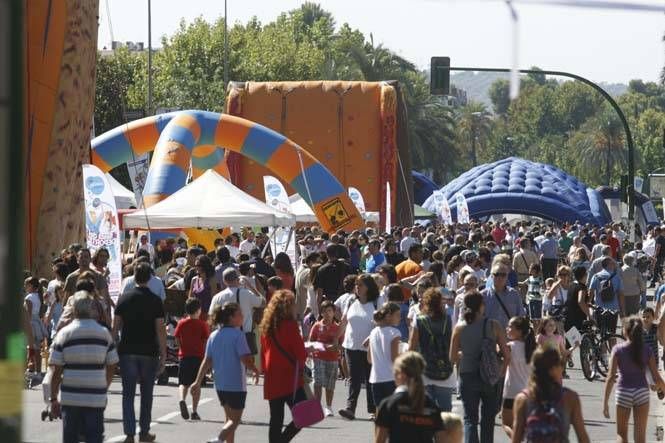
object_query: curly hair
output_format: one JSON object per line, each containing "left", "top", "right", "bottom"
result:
{"left": 258, "top": 289, "right": 296, "bottom": 338}
{"left": 420, "top": 287, "right": 444, "bottom": 320}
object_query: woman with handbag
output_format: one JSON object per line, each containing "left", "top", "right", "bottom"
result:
{"left": 408, "top": 287, "right": 455, "bottom": 412}
{"left": 260, "top": 289, "right": 322, "bottom": 442}
{"left": 450, "top": 291, "right": 509, "bottom": 443}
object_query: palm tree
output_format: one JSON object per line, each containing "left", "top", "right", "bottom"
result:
{"left": 348, "top": 34, "right": 415, "bottom": 83}
{"left": 298, "top": 2, "right": 335, "bottom": 28}
{"left": 457, "top": 102, "right": 493, "bottom": 166}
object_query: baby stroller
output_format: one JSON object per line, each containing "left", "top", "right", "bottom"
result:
{"left": 157, "top": 313, "right": 181, "bottom": 385}
{"left": 40, "top": 367, "right": 61, "bottom": 421}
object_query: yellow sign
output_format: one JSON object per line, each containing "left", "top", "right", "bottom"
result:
{"left": 322, "top": 197, "right": 352, "bottom": 230}
{"left": 0, "top": 361, "right": 23, "bottom": 416}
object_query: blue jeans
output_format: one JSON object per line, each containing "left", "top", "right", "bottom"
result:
{"left": 426, "top": 384, "right": 454, "bottom": 412}
{"left": 119, "top": 354, "right": 159, "bottom": 437}
{"left": 371, "top": 381, "right": 396, "bottom": 408}
{"left": 62, "top": 406, "right": 104, "bottom": 443}
{"left": 459, "top": 372, "right": 501, "bottom": 443}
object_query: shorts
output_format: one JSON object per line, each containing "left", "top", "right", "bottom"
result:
{"left": 217, "top": 390, "right": 247, "bottom": 410}
{"left": 313, "top": 358, "right": 338, "bottom": 391}
{"left": 616, "top": 386, "right": 650, "bottom": 409}
{"left": 502, "top": 398, "right": 514, "bottom": 409}
{"left": 528, "top": 300, "right": 543, "bottom": 320}
{"left": 178, "top": 356, "right": 202, "bottom": 386}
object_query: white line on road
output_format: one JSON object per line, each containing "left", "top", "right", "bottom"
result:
{"left": 105, "top": 398, "right": 213, "bottom": 443}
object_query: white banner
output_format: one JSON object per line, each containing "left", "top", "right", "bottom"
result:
{"left": 263, "top": 176, "right": 297, "bottom": 269}
{"left": 82, "top": 165, "right": 122, "bottom": 298}
{"left": 348, "top": 187, "right": 366, "bottom": 214}
{"left": 440, "top": 197, "right": 453, "bottom": 225}
{"left": 662, "top": 198, "right": 665, "bottom": 221}
{"left": 127, "top": 153, "right": 150, "bottom": 208}
{"left": 455, "top": 193, "right": 470, "bottom": 224}
{"left": 634, "top": 176, "right": 644, "bottom": 194}
{"left": 385, "top": 182, "right": 392, "bottom": 233}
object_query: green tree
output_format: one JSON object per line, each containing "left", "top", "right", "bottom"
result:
{"left": 457, "top": 102, "right": 493, "bottom": 166}
{"left": 488, "top": 79, "right": 510, "bottom": 116}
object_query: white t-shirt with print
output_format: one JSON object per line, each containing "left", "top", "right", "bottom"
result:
{"left": 369, "top": 325, "right": 402, "bottom": 383}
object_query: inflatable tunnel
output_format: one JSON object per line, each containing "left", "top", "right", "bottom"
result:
{"left": 423, "top": 157, "right": 611, "bottom": 226}
{"left": 91, "top": 111, "right": 363, "bottom": 233}
{"left": 225, "top": 81, "right": 414, "bottom": 227}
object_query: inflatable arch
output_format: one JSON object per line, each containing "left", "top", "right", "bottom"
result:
{"left": 91, "top": 110, "right": 363, "bottom": 234}
{"left": 422, "top": 157, "right": 611, "bottom": 226}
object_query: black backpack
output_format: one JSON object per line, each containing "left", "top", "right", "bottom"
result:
{"left": 599, "top": 272, "right": 617, "bottom": 303}
{"left": 416, "top": 314, "right": 453, "bottom": 380}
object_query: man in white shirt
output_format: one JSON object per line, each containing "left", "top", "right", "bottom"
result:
{"left": 136, "top": 234, "right": 155, "bottom": 263}
{"left": 399, "top": 228, "right": 417, "bottom": 257}
{"left": 121, "top": 256, "right": 166, "bottom": 301}
{"left": 239, "top": 230, "right": 256, "bottom": 256}
{"left": 209, "top": 268, "right": 265, "bottom": 333}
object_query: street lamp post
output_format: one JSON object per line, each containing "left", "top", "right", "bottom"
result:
{"left": 147, "top": 0, "right": 153, "bottom": 116}
{"left": 224, "top": 0, "right": 229, "bottom": 89}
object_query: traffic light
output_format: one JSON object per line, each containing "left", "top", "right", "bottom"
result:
{"left": 430, "top": 56, "right": 450, "bottom": 96}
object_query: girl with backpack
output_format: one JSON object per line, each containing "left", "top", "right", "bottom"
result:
{"left": 502, "top": 316, "right": 536, "bottom": 439}
{"left": 408, "top": 287, "right": 455, "bottom": 411}
{"left": 367, "top": 302, "right": 402, "bottom": 407}
{"left": 511, "top": 347, "right": 589, "bottom": 443}
{"left": 450, "top": 291, "right": 510, "bottom": 443}
{"left": 603, "top": 316, "right": 665, "bottom": 443}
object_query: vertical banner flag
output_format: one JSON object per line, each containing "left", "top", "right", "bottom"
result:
{"left": 662, "top": 198, "right": 665, "bottom": 220}
{"left": 127, "top": 153, "right": 150, "bottom": 208}
{"left": 348, "top": 187, "right": 367, "bottom": 216}
{"left": 82, "top": 165, "right": 122, "bottom": 299}
{"left": 263, "top": 176, "right": 297, "bottom": 269}
{"left": 385, "top": 182, "right": 392, "bottom": 233}
{"left": 634, "top": 176, "right": 644, "bottom": 194}
{"left": 440, "top": 196, "right": 453, "bottom": 225}
{"left": 455, "top": 193, "right": 470, "bottom": 224}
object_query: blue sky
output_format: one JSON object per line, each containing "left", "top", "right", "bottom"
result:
{"left": 99, "top": 0, "right": 665, "bottom": 84}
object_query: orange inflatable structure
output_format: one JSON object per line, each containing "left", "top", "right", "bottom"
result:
{"left": 226, "top": 81, "right": 414, "bottom": 227}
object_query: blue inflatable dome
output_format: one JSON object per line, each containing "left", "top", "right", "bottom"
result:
{"left": 422, "top": 157, "right": 611, "bottom": 225}
{"left": 412, "top": 171, "right": 439, "bottom": 206}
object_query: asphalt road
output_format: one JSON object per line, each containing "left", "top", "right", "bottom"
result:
{"left": 21, "top": 357, "right": 665, "bottom": 443}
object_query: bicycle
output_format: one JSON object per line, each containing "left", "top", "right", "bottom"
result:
{"left": 578, "top": 307, "right": 625, "bottom": 382}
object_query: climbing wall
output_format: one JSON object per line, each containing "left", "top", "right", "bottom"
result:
{"left": 226, "top": 81, "right": 414, "bottom": 227}
{"left": 25, "top": 0, "right": 98, "bottom": 275}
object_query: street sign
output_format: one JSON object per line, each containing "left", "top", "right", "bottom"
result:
{"left": 123, "top": 109, "right": 145, "bottom": 121}
{"left": 649, "top": 174, "right": 665, "bottom": 199}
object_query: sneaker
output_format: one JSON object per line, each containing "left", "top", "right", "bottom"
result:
{"left": 122, "top": 437, "right": 135, "bottom": 443}
{"left": 368, "top": 413, "right": 376, "bottom": 421}
{"left": 206, "top": 437, "right": 224, "bottom": 443}
{"left": 324, "top": 407, "right": 333, "bottom": 417}
{"left": 338, "top": 408, "right": 355, "bottom": 420}
{"left": 191, "top": 412, "right": 201, "bottom": 421}
{"left": 138, "top": 433, "right": 156, "bottom": 442}
{"left": 179, "top": 400, "right": 190, "bottom": 420}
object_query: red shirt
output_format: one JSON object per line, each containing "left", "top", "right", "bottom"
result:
{"left": 174, "top": 317, "right": 210, "bottom": 359}
{"left": 608, "top": 236, "right": 620, "bottom": 258}
{"left": 491, "top": 227, "right": 506, "bottom": 244}
{"left": 308, "top": 319, "right": 341, "bottom": 361}
{"left": 261, "top": 319, "right": 306, "bottom": 400}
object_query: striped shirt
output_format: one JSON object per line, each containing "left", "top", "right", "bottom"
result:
{"left": 49, "top": 319, "right": 119, "bottom": 408}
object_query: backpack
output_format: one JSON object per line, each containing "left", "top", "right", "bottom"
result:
{"left": 479, "top": 318, "right": 502, "bottom": 386}
{"left": 599, "top": 272, "right": 617, "bottom": 303}
{"left": 416, "top": 314, "right": 453, "bottom": 380}
{"left": 524, "top": 390, "right": 565, "bottom": 443}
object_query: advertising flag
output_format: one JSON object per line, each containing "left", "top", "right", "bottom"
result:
{"left": 127, "top": 153, "right": 150, "bottom": 208}
{"left": 455, "top": 193, "right": 470, "bottom": 224}
{"left": 82, "top": 165, "right": 122, "bottom": 299}
{"left": 263, "top": 176, "right": 297, "bottom": 269}
{"left": 385, "top": 182, "right": 392, "bottom": 233}
{"left": 348, "top": 187, "right": 367, "bottom": 214}
{"left": 440, "top": 196, "right": 453, "bottom": 225}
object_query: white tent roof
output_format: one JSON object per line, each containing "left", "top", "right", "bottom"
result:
{"left": 123, "top": 170, "right": 295, "bottom": 229}
{"left": 288, "top": 194, "right": 318, "bottom": 223}
{"left": 106, "top": 173, "right": 137, "bottom": 209}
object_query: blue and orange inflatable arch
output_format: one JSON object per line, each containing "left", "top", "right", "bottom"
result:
{"left": 91, "top": 110, "right": 363, "bottom": 234}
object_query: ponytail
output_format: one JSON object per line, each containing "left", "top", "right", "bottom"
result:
{"left": 510, "top": 316, "right": 536, "bottom": 361}
{"left": 625, "top": 316, "right": 645, "bottom": 369}
{"left": 373, "top": 302, "right": 400, "bottom": 323}
{"left": 462, "top": 291, "right": 483, "bottom": 323}
{"left": 393, "top": 351, "right": 426, "bottom": 413}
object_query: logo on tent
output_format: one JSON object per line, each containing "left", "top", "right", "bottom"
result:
{"left": 322, "top": 198, "right": 352, "bottom": 229}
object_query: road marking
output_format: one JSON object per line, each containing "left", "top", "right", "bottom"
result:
{"left": 105, "top": 398, "right": 213, "bottom": 442}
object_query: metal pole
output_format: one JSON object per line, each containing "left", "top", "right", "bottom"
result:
{"left": 1, "top": 0, "right": 25, "bottom": 441}
{"left": 447, "top": 66, "right": 636, "bottom": 222}
{"left": 147, "top": 0, "right": 153, "bottom": 116}
{"left": 224, "top": 0, "right": 229, "bottom": 89}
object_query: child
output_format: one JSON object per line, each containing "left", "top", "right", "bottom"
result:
{"left": 386, "top": 284, "right": 409, "bottom": 342}
{"left": 368, "top": 302, "right": 403, "bottom": 408}
{"left": 174, "top": 297, "right": 210, "bottom": 420}
{"left": 542, "top": 277, "right": 555, "bottom": 318}
{"left": 642, "top": 307, "right": 659, "bottom": 365}
{"left": 308, "top": 300, "right": 341, "bottom": 417}
{"left": 521, "top": 263, "right": 543, "bottom": 329}
{"left": 440, "top": 412, "right": 463, "bottom": 443}
{"left": 44, "top": 282, "right": 64, "bottom": 344}
{"left": 24, "top": 276, "right": 46, "bottom": 374}
{"left": 536, "top": 316, "right": 568, "bottom": 361}
{"left": 502, "top": 316, "right": 536, "bottom": 439}
{"left": 191, "top": 302, "right": 258, "bottom": 443}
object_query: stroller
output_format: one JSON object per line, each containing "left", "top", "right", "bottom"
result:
{"left": 40, "top": 367, "right": 61, "bottom": 421}
{"left": 157, "top": 313, "right": 181, "bottom": 385}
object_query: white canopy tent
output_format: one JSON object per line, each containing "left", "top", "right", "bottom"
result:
{"left": 123, "top": 170, "right": 295, "bottom": 229}
{"left": 106, "top": 173, "right": 137, "bottom": 209}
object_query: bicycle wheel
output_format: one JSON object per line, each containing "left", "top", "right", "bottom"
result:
{"left": 579, "top": 334, "right": 596, "bottom": 382}
{"left": 597, "top": 334, "right": 626, "bottom": 377}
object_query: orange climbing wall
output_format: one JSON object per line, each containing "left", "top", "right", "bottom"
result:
{"left": 226, "top": 81, "right": 413, "bottom": 227}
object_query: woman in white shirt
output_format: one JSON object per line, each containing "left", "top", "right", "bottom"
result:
{"left": 336, "top": 274, "right": 382, "bottom": 421}
{"left": 368, "top": 303, "right": 402, "bottom": 408}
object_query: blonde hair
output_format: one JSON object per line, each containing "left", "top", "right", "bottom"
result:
{"left": 393, "top": 351, "right": 426, "bottom": 413}
{"left": 440, "top": 412, "right": 463, "bottom": 432}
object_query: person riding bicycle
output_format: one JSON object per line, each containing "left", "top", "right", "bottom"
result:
{"left": 588, "top": 257, "right": 625, "bottom": 335}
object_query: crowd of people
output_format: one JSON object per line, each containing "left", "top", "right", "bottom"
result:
{"left": 22, "top": 218, "right": 665, "bottom": 442}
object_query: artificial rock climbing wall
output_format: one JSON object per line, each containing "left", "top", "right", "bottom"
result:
{"left": 25, "top": 0, "right": 98, "bottom": 275}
